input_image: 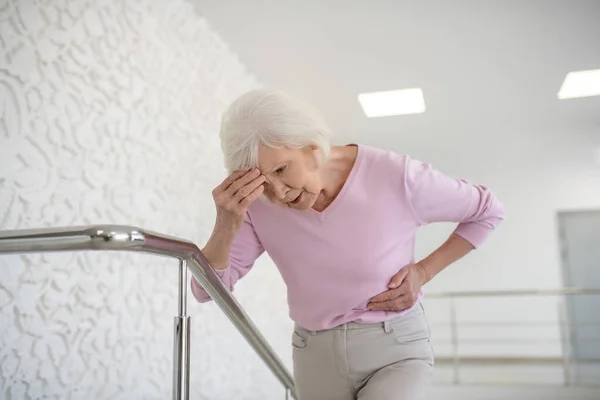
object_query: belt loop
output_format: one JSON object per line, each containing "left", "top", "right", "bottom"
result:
{"left": 383, "top": 320, "right": 393, "bottom": 333}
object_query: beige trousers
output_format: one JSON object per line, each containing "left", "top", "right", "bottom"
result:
{"left": 292, "top": 303, "right": 434, "bottom": 400}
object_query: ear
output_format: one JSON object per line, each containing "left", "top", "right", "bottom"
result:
{"left": 309, "top": 145, "right": 321, "bottom": 167}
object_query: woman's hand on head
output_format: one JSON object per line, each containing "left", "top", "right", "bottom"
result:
{"left": 367, "top": 264, "right": 428, "bottom": 312}
{"left": 212, "top": 169, "right": 265, "bottom": 235}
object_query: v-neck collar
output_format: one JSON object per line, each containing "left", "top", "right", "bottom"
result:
{"left": 307, "top": 144, "right": 363, "bottom": 222}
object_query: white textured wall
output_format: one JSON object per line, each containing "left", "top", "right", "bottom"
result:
{"left": 0, "top": 0, "right": 293, "bottom": 399}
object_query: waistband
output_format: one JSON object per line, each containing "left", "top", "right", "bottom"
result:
{"left": 295, "top": 302, "right": 423, "bottom": 335}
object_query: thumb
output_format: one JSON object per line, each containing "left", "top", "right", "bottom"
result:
{"left": 389, "top": 267, "right": 410, "bottom": 289}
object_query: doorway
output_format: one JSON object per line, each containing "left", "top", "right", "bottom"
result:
{"left": 557, "top": 210, "right": 600, "bottom": 385}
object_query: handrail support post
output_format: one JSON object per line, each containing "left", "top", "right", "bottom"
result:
{"left": 173, "top": 259, "right": 190, "bottom": 400}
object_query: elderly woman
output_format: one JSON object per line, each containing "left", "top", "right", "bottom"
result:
{"left": 192, "top": 89, "right": 504, "bottom": 400}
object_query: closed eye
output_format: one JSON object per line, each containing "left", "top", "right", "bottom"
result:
{"left": 275, "top": 165, "right": 287, "bottom": 175}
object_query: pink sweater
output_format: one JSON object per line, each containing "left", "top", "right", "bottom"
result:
{"left": 192, "top": 145, "right": 504, "bottom": 331}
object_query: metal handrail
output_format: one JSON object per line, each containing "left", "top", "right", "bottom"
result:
{"left": 0, "top": 225, "right": 296, "bottom": 400}
{"left": 424, "top": 287, "right": 600, "bottom": 387}
{"left": 426, "top": 287, "right": 600, "bottom": 298}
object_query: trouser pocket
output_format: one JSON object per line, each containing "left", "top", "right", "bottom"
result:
{"left": 292, "top": 330, "right": 310, "bottom": 351}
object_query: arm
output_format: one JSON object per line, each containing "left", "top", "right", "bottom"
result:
{"left": 369, "top": 156, "right": 504, "bottom": 310}
{"left": 415, "top": 233, "right": 474, "bottom": 285}
{"left": 404, "top": 156, "right": 505, "bottom": 282}
{"left": 191, "top": 212, "right": 264, "bottom": 303}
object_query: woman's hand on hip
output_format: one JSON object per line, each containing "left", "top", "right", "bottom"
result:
{"left": 367, "top": 264, "right": 428, "bottom": 312}
{"left": 212, "top": 169, "right": 265, "bottom": 234}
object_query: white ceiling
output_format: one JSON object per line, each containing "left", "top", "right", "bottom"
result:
{"left": 193, "top": 0, "right": 600, "bottom": 154}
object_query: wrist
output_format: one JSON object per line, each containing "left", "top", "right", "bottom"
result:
{"left": 202, "top": 234, "right": 234, "bottom": 270}
{"left": 211, "top": 221, "right": 239, "bottom": 241}
{"left": 415, "top": 262, "right": 431, "bottom": 285}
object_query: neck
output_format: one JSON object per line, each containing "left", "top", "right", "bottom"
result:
{"left": 313, "top": 145, "right": 358, "bottom": 211}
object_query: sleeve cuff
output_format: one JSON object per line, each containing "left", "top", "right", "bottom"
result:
{"left": 190, "top": 276, "right": 211, "bottom": 303}
{"left": 213, "top": 264, "right": 230, "bottom": 278}
{"left": 453, "top": 222, "right": 492, "bottom": 249}
{"left": 190, "top": 263, "right": 231, "bottom": 303}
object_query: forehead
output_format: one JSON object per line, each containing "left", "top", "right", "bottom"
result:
{"left": 257, "top": 145, "right": 293, "bottom": 171}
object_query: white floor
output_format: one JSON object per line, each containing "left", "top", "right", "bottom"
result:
{"left": 427, "top": 385, "right": 600, "bottom": 400}
{"left": 428, "top": 363, "right": 600, "bottom": 400}
{"left": 433, "top": 362, "right": 600, "bottom": 386}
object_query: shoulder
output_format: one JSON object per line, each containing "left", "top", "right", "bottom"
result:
{"left": 349, "top": 145, "right": 421, "bottom": 200}
{"left": 355, "top": 145, "right": 442, "bottom": 191}
{"left": 356, "top": 144, "right": 413, "bottom": 176}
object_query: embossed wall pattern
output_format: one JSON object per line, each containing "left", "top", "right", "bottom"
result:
{"left": 0, "top": 0, "right": 289, "bottom": 398}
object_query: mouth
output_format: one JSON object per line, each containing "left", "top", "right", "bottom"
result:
{"left": 289, "top": 192, "right": 303, "bottom": 205}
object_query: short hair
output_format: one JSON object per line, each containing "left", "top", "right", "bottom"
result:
{"left": 220, "top": 88, "right": 333, "bottom": 174}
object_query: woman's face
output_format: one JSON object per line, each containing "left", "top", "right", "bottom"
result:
{"left": 257, "top": 144, "right": 323, "bottom": 210}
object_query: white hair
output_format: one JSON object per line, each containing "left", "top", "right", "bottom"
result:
{"left": 219, "top": 88, "right": 334, "bottom": 173}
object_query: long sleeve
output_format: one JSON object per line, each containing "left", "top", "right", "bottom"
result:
{"left": 402, "top": 156, "right": 505, "bottom": 248}
{"left": 191, "top": 212, "right": 265, "bottom": 303}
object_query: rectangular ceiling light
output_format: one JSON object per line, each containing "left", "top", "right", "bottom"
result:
{"left": 557, "top": 69, "right": 600, "bottom": 99}
{"left": 358, "top": 88, "right": 426, "bottom": 117}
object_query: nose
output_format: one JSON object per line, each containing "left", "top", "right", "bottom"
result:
{"left": 271, "top": 179, "right": 289, "bottom": 200}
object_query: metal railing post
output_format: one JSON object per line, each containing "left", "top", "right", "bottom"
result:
{"left": 449, "top": 297, "right": 460, "bottom": 385}
{"left": 173, "top": 259, "right": 191, "bottom": 400}
{"left": 558, "top": 298, "right": 572, "bottom": 386}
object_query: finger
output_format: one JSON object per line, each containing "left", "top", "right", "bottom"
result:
{"left": 215, "top": 169, "right": 250, "bottom": 193}
{"left": 389, "top": 267, "right": 410, "bottom": 289}
{"left": 239, "top": 184, "right": 264, "bottom": 208}
{"left": 370, "top": 287, "right": 405, "bottom": 303}
{"left": 234, "top": 175, "right": 266, "bottom": 202}
{"left": 367, "top": 298, "right": 411, "bottom": 311}
{"left": 224, "top": 169, "right": 261, "bottom": 197}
